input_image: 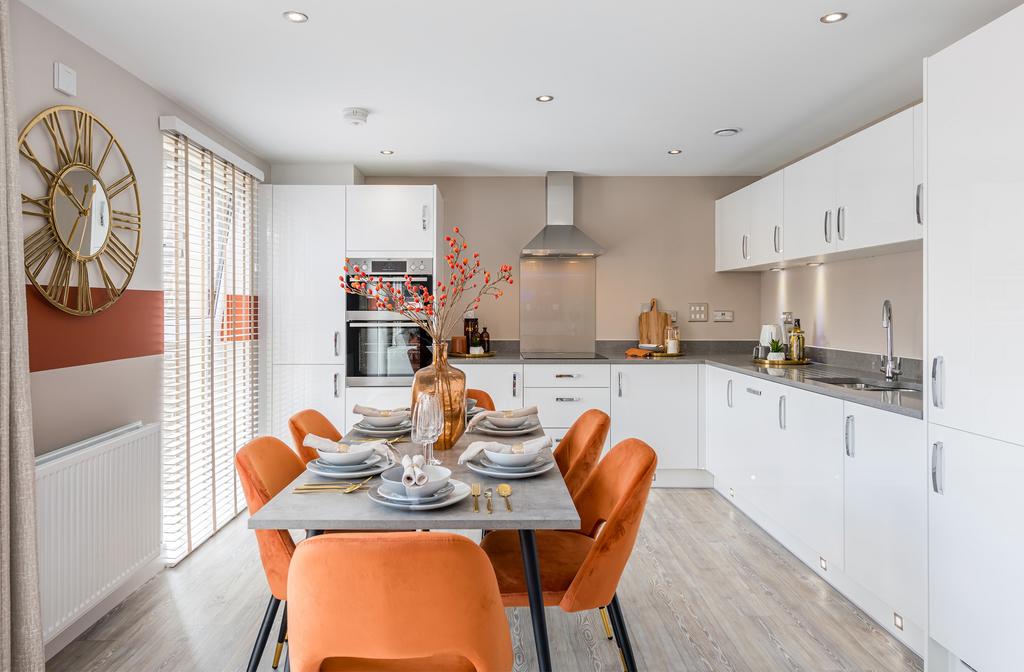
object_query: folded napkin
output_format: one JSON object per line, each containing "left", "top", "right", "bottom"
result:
{"left": 353, "top": 404, "right": 411, "bottom": 420}
{"left": 458, "top": 436, "right": 552, "bottom": 464}
{"left": 467, "top": 405, "right": 540, "bottom": 430}
{"left": 401, "top": 454, "right": 428, "bottom": 486}
{"left": 304, "top": 434, "right": 390, "bottom": 459}
{"left": 625, "top": 347, "right": 654, "bottom": 358}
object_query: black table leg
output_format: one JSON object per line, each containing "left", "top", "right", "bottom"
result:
{"left": 246, "top": 596, "right": 280, "bottom": 672}
{"left": 519, "top": 529, "right": 552, "bottom": 672}
{"left": 305, "top": 529, "right": 322, "bottom": 539}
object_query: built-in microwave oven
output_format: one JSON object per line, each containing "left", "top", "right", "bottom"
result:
{"left": 344, "top": 257, "right": 433, "bottom": 321}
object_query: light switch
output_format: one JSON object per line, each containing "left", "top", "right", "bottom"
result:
{"left": 688, "top": 303, "right": 708, "bottom": 322}
{"left": 713, "top": 310, "right": 734, "bottom": 322}
{"left": 53, "top": 62, "right": 76, "bottom": 96}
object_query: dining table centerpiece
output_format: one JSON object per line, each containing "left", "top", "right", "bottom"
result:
{"left": 340, "top": 227, "right": 513, "bottom": 451}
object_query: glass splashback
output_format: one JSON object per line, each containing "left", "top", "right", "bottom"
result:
{"left": 519, "top": 258, "right": 597, "bottom": 354}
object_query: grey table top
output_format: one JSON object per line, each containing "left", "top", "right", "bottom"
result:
{"left": 248, "top": 428, "right": 581, "bottom": 531}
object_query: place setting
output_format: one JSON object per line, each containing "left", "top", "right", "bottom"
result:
{"left": 367, "top": 454, "right": 472, "bottom": 511}
{"left": 300, "top": 434, "right": 398, "bottom": 480}
{"left": 458, "top": 435, "right": 556, "bottom": 480}
{"left": 350, "top": 403, "right": 413, "bottom": 439}
{"left": 467, "top": 405, "right": 542, "bottom": 437}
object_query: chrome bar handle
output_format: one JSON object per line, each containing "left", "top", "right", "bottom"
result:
{"left": 931, "top": 356, "right": 945, "bottom": 408}
{"left": 421, "top": 205, "right": 429, "bottom": 231}
{"left": 916, "top": 183, "right": 924, "bottom": 225}
{"left": 746, "top": 387, "right": 761, "bottom": 396}
{"left": 741, "top": 234, "right": 749, "bottom": 260}
{"left": 773, "top": 226, "right": 781, "bottom": 254}
{"left": 778, "top": 395, "right": 786, "bottom": 429}
{"left": 837, "top": 206, "right": 846, "bottom": 241}
{"left": 512, "top": 372, "right": 518, "bottom": 398}
{"left": 844, "top": 415, "right": 855, "bottom": 457}
{"left": 824, "top": 210, "right": 832, "bottom": 243}
{"left": 334, "top": 331, "right": 341, "bottom": 357}
{"left": 555, "top": 396, "right": 581, "bottom": 403}
{"left": 554, "top": 373, "right": 581, "bottom": 379}
{"left": 726, "top": 379, "right": 733, "bottom": 408}
{"left": 333, "top": 373, "right": 341, "bottom": 398}
{"left": 932, "top": 442, "right": 944, "bottom": 494}
{"left": 618, "top": 371, "right": 623, "bottom": 397}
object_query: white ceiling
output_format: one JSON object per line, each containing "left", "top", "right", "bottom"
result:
{"left": 22, "top": 0, "right": 1021, "bottom": 176}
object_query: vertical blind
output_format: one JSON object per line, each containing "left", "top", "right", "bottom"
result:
{"left": 162, "top": 133, "right": 260, "bottom": 564}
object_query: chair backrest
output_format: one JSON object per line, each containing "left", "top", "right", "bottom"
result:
{"left": 560, "top": 438, "right": 657, "bottom": 613}
{"left": 235, "top": 436, "right": 306, "bottom": 599}
{"left": 288, "top": 409, "right": 342, "bottom": 463}
{"left": 287, "top": 532, "right": 514, "bottom": 672}
{"left": 467, "top": 388, "right": 496, "bottom": 412}
{"left": 553, "top": 409, "right": 611, "bottom": 498}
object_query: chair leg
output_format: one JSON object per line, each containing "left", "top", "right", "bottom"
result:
{"left": 247, "top": 595, "right": 281, "bottom": 672}
{"left": 599, "top": 607, "right": 614, "bottom": 640}
{"left": 272, "top": 603, "right": 288, "bottom": 669}
{"left": 607, "top": 594, "right": 638, "bottom": 672}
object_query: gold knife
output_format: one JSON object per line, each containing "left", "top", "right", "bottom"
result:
{"left": 484, "top": 488, "right": 493, "bottom": 514}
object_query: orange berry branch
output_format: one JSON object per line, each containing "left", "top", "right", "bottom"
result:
{"left": 338, "top": 227, "right": 514, "bottom": 343}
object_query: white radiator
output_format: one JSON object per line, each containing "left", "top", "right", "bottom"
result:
{"left": 35, "top": 422, "right": 161, "bottom": 647}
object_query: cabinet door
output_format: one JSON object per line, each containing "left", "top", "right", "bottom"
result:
{"left": 344, "top": 386, "right": 412, "bottom": 433}
{"left": 269, "top": 365, "right": 345, "bottom": 446}
{"left": 707, "top": 366, "right": 741, "bottom": 497}
{"left": 776, "top": 386, "right": 845, "bottom": 569}
{"left": 835, "top": 107, "right": 917, "bottom": 251}
{"left": 523, "top": 387, "right": 610, "bottom": 428}
{"left": 611, "top": 365, "right": 699, "bottom": 470}
{"left": 461, "top": 364, "right": 523, "bottom": 411}
{"left": 926, "top": 21, "right": 1024, "bottom": 446}
{"left": 270, "top": 186, "right": 346, "bottom": 365}
{"left": 345, "top": 185, "right": 435, "bottom": 254}
{"left": 782, "top": 146, "right": 836, "bottom": 261}
{"left": 715, "top": 189, "right": 749, "bottom": 271}
{"left": 734, "top": 377, "right": 779, "bottom": 516}
{"left": 928, "top": 424, "right": 1024, "bottom": 672}
{"left": 746, "top": 171, "right": 785, "bottom": 267}
{"left": 845, "top": 403, "right": 926, "bottom": 626}
{"left": 912, "top": 104, "right": 924, "bottom": 240}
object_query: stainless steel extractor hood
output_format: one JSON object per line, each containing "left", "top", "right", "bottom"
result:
{"left": 521, "top": 172, "right": 605, "bottom": 257}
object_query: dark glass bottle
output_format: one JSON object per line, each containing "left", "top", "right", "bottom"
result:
{"left": 480, "top": 327, "right": 491, "bottom": 353}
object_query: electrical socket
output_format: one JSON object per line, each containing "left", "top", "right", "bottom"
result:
{"left": 688, "top": 303, "right": 708, "bottom": 322}
{"left": 713, "top": 310, "right": 734, "bottom": 322}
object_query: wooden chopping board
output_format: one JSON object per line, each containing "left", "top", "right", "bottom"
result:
{"left": 638, "top": 298, "right": 671, "bottom": 346}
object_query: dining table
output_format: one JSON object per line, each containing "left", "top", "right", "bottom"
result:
{"left": 248, "top": 425, "right": 581, "bottom": 672}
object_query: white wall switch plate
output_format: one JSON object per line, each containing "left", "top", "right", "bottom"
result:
{"left": 713, "top": 310, "right": 734, "bottom": 322}
{"left": 688, "top": 303, "right": 708, "bottom": 322}
{"left": 53, "top": 62, "right": 76, "bottom": 96}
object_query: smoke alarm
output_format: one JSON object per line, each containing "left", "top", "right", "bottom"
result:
{"left": 342, "top": 108, "right": 369, "bottom": 126}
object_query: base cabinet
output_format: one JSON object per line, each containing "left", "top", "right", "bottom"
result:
{"left": 459, "top": 364, "right": 523, "bottom": 411}
{"left": 611, "top": 365, "right": 699, "bottom": 470}
{"left": 928, "top": 424, "right": 1024, "bottom": 672}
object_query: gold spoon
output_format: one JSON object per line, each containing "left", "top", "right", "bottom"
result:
{"left": 497, "top": 483, "right": 513, "bottom": 512}
{"left": 471, "top": 483, "right": 481, "bottom": 512}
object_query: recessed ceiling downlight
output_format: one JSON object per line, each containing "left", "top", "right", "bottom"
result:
{"left": 667, "top": 149, "right": 683, "bottom": 155}
{"left": 820, "top": 11, "right": 848, "bottom": 23}
{"left": 380, "top": 149, "right": 394, "bottom": 155}
{"left": 282, "top": 10, "right": 308, "bottom": 22}
{"left": 535, "top": 95, "right": 554, "bottom": 102}
{"left": 713, "top": 128, "right": 742, "bottom": 137}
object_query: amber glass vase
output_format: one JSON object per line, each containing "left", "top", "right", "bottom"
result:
{"left": 411, "top": 343, "right": 466, "bottom": 451}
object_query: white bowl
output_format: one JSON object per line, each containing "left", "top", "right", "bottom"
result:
{"left": 316, "top": 444, "right": 375, "bottom": 466}
{"left": 361, "top": 413, "right": 408, "bottom": 428}
{"left": 483, "top": 448, "right": 540, "bottom": 468}
{"left": 487, "top": 415, "right": 530, "bottom": 429}
{"left": 381, "top": 464, "right": 451, "bottom": 498}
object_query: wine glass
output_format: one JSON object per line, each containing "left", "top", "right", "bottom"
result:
{"left": 411, "top": 392, "right": 443, "bottom": 465}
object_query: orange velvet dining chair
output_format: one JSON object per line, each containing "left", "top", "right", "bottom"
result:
{"left": 480, "top": 438, "right": 657, "bottom": 672}
{"left": 288, "top": 409, "right": 342, "bottom": 464}
{"left": 236, "top": 436, "right": 307, "bottom": 672}
{"left": 554, "top": 408, "right": 610, "bottom": 498}
{"left": 286, "top": 532, "right": 514, "bottom": 672}
{"left": 466, "top": 388, "right": 496, "bottom": 411}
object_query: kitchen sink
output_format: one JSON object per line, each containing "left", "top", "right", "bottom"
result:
{"left": 807, "top": 377, "right": 922, "bottom": 393}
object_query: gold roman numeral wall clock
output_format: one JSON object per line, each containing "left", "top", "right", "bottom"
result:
{"left": 18, "top": 105, "right": 141, "bottom": 316}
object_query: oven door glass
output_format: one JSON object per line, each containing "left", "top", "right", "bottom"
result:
{"left": 345, "top": 275, "right": 432, "bottom": 317}
{"left": 346, "top": 321, "right": 432, "bottom": 384}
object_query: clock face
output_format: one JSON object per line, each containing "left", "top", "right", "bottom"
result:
{"left": 19, "top": 106, "right": 141, "bottom": 316}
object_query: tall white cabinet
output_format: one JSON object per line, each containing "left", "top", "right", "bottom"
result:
{"left": 925, "top": 6, "right": 1024, "bottom": 671}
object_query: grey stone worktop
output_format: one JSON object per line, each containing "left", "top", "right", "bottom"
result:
{"left": 452, "top": 340, "right": 923, "bottom": 419}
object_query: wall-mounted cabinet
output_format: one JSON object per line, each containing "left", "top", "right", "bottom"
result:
{"left": 717, "top": 105, "right": 922, "bottom": 271}
{"left": 345, "top": 185, "right": 441, "bottom": 256}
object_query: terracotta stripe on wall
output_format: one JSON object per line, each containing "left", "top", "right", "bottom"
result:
{"left": 26, "top": 286, "right": 164, "bottom": 372}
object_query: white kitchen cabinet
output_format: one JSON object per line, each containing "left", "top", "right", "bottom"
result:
{"left": 783, "top": 145, "right": 837, "bottom": 261}
{"left": 844, "top": 403, "right": 926, "bottom": 627}
{"left": 913, "top": 104, "right": 924, "bottom": 240}
{"left": 524, "top": 364, "right": 610, "bottom": 388}
{"left": 269, "top": 365, "right": 345, "bottom": 445}
{"left": 714, "top": 172, "right": 783, "bottom": 270}
{"left": 344, "top": 386, "right": 412, "bottom": 433}
{"left": 523, "top": 387, "right": 610, "bottom": 428}
{"left": 928, "top": 424, "right": 1024, "bottom": 672}
{"left": 730, "top": 376, "right": 779, "bottom": 517}
{"left": 610, "top": 365, "right": 699, "bottom": 470}
{"left": 714, "top": 188, "right": 749, "bottom": 271}
{"left": 775, "top": 385, "right": 845, "bottom": 571}
{"left": 345, "top": 185, "right": 439, "bottom": 255}
{"left": 834, "top": 107, "right": 918, "bottom": 252}
{"left": 267, "top": 185, "right": 347, "bottom": 366}
{"left": 459, "top": 363, "right": 523, "bottom": 410}
{"left": 926, "top": 12, "right": 1024, "bottom": 447}
{"left": 707, "top": 366, "right": 741, "bottom": 497}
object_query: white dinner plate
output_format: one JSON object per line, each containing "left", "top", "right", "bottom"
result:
{"left": 367, "top": 479, "right": 471, "bottom": 511}
{"left": 309, "top": 454, "right": 382, "bottom": 472}
{"left": 306, "top": 457, "right": 395, "bottom": 480}
{"left": 473, "top": 420, "right": 541, "bottom": 437}
{"left": 465, "top": 459, "right": 556, "bottom": 480}
{"left": 352, "top": 422, "right": 412, "bottom": 438}
{"left": 479, "top": 455, "right": 551, "bottom": 473}
{"left": 376, "top": 481, "right": 455, "bottom": 504}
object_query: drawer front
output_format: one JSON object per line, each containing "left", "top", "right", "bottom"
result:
{"left": 524, "top": 364, "right": 610, "bottom": 388}
{"left": 525, "top": 387, "right": 611, "bottom": 427}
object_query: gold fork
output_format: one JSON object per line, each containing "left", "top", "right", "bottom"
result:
{"left": 471, "top": 483, "right": 481, "bottom": 512}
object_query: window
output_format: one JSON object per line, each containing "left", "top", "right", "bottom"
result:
{"left": 161, "top": 133, "right": 259, "bottom": 564}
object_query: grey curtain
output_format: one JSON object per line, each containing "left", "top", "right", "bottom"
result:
{"left": 0, "top": 0, "right": 45, "bottom": 669}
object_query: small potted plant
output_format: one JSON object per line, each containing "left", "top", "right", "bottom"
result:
{"left": 767, "top": 339, "right": 787, "bottom": 362}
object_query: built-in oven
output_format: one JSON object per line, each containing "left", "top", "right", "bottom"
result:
{"left": 344, "top": 257, "right": 434, "bottom": 386}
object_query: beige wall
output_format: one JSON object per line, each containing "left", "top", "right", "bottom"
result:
{"left": 760, "top": 250, "right": 923, "bottom": 359}
{"left": 13, "top": 2, "right": 268, "bottom": 454}
{"left": 367, "top": 176, "right": 761, "bottom": 341}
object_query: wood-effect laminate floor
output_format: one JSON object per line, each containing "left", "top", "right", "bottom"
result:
{"left": 47, "top": 489, "right": 922, "bottom": 672}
